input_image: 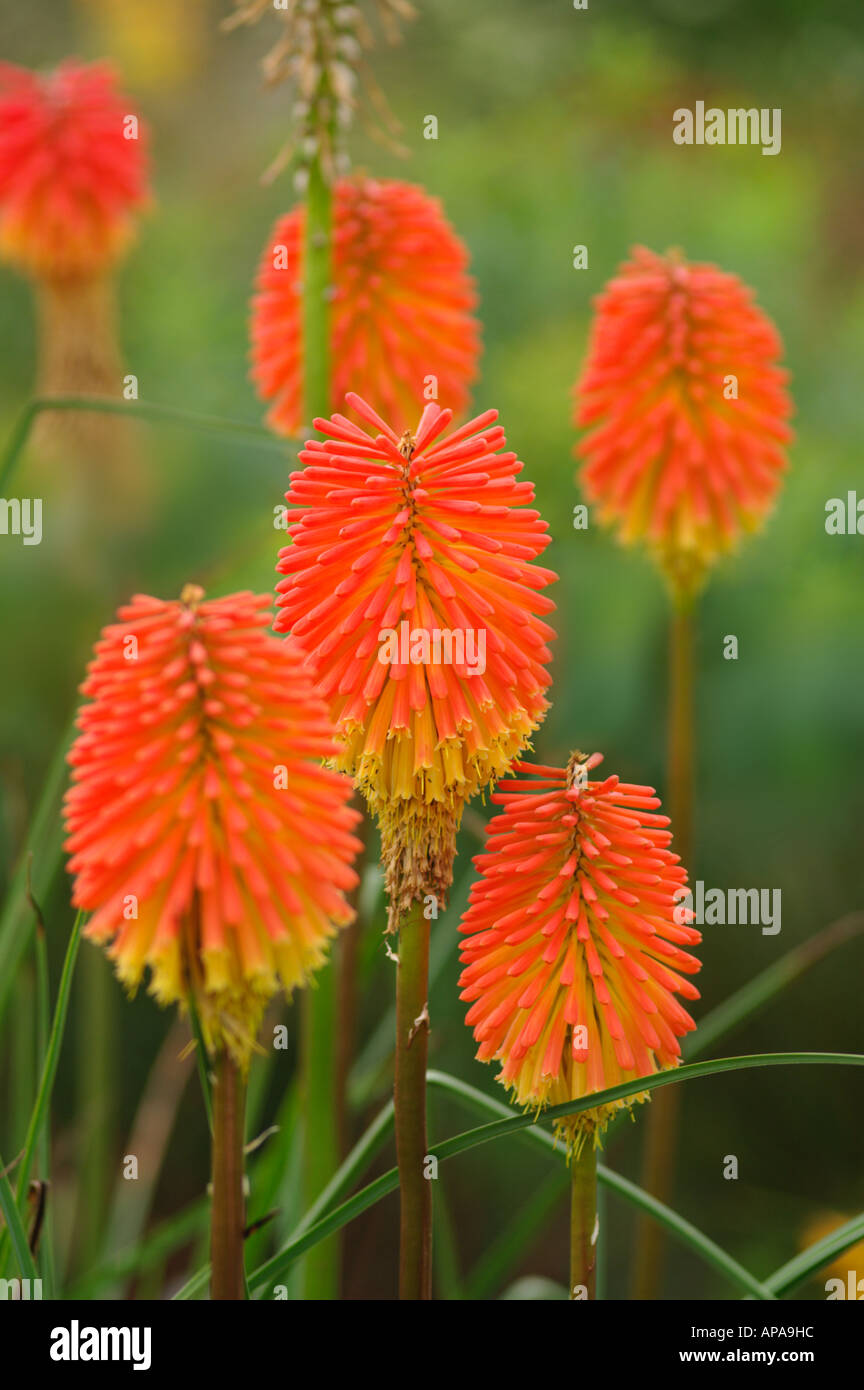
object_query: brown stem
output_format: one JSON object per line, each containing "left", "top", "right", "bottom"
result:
{"left": 210, "top": 1050, "right": 246, "bottom": 1300}
{"left": 570, "top": 1144, "right": 598, "bottom": 1299}
{"left": 32, "top": 277, "right": 148, "bottom": 526}
{"left": 394, "top": 899, "right": 432, "bottom": 1299}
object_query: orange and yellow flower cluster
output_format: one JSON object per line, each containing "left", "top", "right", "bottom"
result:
{"left": 65, "top": 587, "right": 361, "bottom": 1064}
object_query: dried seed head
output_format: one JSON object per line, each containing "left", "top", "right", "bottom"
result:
{"left": 223, "top": 0, "right": 415, "bottom": 183}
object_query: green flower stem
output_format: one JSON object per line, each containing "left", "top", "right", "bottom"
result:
{"left": 569, "top": 1144, "right": 598, "bottom": 1299}
{"left": 349, "top": 862, "right": 473, "bottom": 1110}
{"left": 299, "top": 967, "right": 341, "bottom": 1297}
{"left": 302, "top": 158, "right": 332, "bottom": 430}
{"left": 296, "top": 149, "right": 341, "bottom": 1301}
{"left": 0, "top": 395, "right": 286, "bottom": 494}
{"left": 395, "top": 900, "right": 433, "bottom": 1299}
{"left": 633, "top": 591, "right": 697, "bottom": 1299}
{"left": 210, "top": 1051, "right": 246, "bottom": 1300}
{"left": 667, "top": 594, "right": 696, "bottom": 870}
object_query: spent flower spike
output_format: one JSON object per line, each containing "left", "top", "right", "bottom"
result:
{"left": 275, "top": 393, "right": 557, "bottom": 922}
{"left": 64, "top": 586, "right": 361, "bottom": 1065}
{"left": 225, "top": 0, "right": 416, "bottom": 184}
{"left": 459, "top": 753, "right": 701, "bottom": 1148}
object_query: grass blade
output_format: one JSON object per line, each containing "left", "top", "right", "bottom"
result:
{"left": 13, "top": 912, "right": 84, "bottom": 1215}
{"left": 0, "top": 393, "right": 290, "bottom": 494}
{"left": 764, "top": 1211, "right": 864, "bottom": 1297}
{"left": 428, "top": 1070, "right": 775, "bottom": 1301}
{"left": 0, "top": 1159, "right": 38, "bottom": 1282}
{"left": 247, "top": 1052, "right": 864, "bottom": 1295}
{"left": 173, "top": 1098, "right": 396, "bottom": 1301}
{"left": 0, "top": 720, "right": 73, "bottom": 1030}
{"left": 34, "top": 923, "right": 55, "bottom": 1297}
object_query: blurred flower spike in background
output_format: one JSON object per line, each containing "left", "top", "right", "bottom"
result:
{"left": 252, "top": 177, "right": 481, "bottom": 434}
{"left": 0, "top": 58, "right": 149, "bottom": 281}
{"left": 575, "top": 246, "right": 794, "bottom": 600}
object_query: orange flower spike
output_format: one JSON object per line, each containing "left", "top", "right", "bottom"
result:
{"left": 459, "top": 753, "right": 701, "bottom": 1149}
{"left": 276, "top": 393, "right": 558, "bottom": 922}
{"left": 64, "top": 587, "right": 362, "bottom": 1066}
{"left": 0, "top": 59, "right": 150, "bottom": 280}
{"left": 252, "top": 177, "right": 481, "bottom": 434}
{"left": 575, "top": 246, "right": 793, "bottom": 598}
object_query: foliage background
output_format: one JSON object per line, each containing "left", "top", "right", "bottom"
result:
{"left": 0, "top": 0, "right": 862, "bottom": 1298}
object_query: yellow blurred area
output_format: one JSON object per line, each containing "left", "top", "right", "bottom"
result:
{"left": 800, "top": 1212, "right": 864, "bottom": 1283}
{"left": 76, "top": 0, "right": 210, "bottom": 89}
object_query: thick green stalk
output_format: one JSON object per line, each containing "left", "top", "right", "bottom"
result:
{"left": 632, "top": 594, "right": 696, "bottom": 1299}
{"left": 569, "top": 1145, "right": 598, "bottom": 1299}
{"left": 394, "top": 900, "right": 432, "bottom": 1299}
{"left": 302, "top": 158, "right": 332, "bottom": 429}
{"left": 297, "top": 150, "right": 340, "bottom": 1301}
{"left": 210, "top": 1052, "right": 246, "bottom": 1300}
{"left": 667, "top": 597, "right": 695, "bottom": 870}
{"left": 300, "top": 972, "right": 340, "bottom": 1297}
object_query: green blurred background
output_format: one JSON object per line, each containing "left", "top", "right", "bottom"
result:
{"left": 1, "top": 0, "right": 863, "bottom": 1299}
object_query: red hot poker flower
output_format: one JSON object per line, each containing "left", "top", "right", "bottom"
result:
{"left": 575, "top": 246, "right": 793, "bottom": 596}
{"left": 64, "top": 587, "right": 361, "bottom": 1065}
{"left": 0, "top": 59, "right": 150, "bottom": 281}
{"left": 251, "top": 177, "right": 481, "bottom": 434}
{"left": 459, "top": 753, "right": 701, "bottom": 1147}
{"left": 275, "top": 393, "right": 557, "bottom": 921}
